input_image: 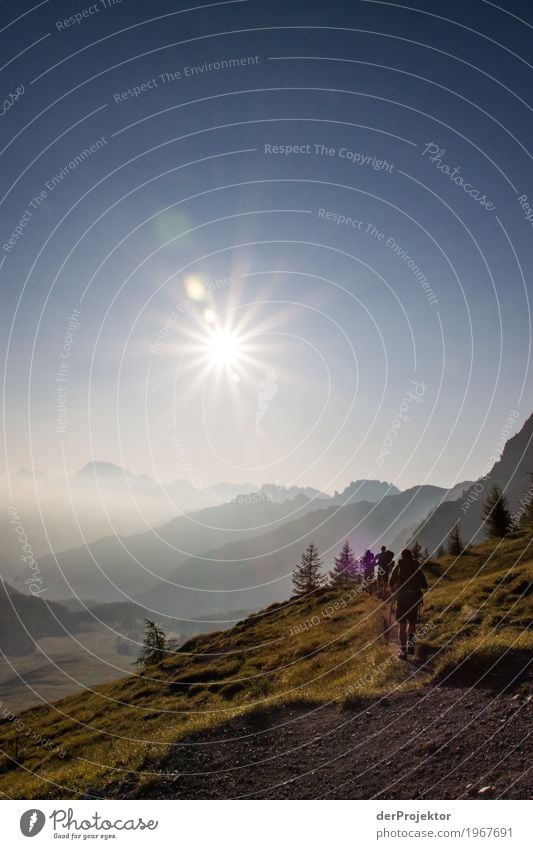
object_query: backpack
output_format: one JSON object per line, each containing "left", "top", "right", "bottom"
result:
{"left": 391, "top": 558, "right": 427, "bottom": 603}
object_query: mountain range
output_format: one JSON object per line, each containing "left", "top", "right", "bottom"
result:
{"left": 3, "top": 411, "right": 532, "bottom": 633}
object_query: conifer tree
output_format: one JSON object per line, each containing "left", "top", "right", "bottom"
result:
{"left": 136, "top": 619, "right": 168, "bottom": 667}
{"left": 447, "top": 523, "right": 463, "bottom": 556}
{"left": 292, "top": 542, "right": 325, "bottom": 595}
{"left": 436, "top": 544, "right": 445, "bottom": 559}
{"left": 329, "top": 540, "right": 357, "bottom": 586}
{"left": 482, "top": 484, "right": 512, "bottom": 538}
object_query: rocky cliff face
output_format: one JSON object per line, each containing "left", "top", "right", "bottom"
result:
{"left": 410, "top": 412, "right": 533, "bottom": 552}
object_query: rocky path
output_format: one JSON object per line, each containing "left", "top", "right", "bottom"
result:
{"left": 130, "top": 682, "right": 531, "bottom": 800}
{"left": 125, "top": 604, "right": 531, "bottom": 800}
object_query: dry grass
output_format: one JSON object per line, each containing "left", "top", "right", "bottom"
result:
{"left": 0, "top": 528, "right": 531, "bottom": 799}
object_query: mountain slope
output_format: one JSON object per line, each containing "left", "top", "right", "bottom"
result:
{"left": 23, "top": 495, "right": 323, "bottom": 602}
{"left": 0, "top": 528, "right": 530, "bottom": 799}
{"left": 410, "top": 413, "right": 533, "bottom": 552}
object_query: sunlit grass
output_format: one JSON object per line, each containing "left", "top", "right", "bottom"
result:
{"left": 0, "top": 527, "right": 531, "bottom": 798}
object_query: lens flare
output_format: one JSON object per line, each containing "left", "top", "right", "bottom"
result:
{"left": 185, "top": 275, "right": 206, "bottom": 301}
{"left": 206, "top": 330, "right": 242, "bottom": 367}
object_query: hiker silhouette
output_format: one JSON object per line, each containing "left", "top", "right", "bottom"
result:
{"left": 375, "top": 545, "right": 395, "bottom": 599}
{"left": 361, "top": 549, "right": 376, "bottom": 584}
{"left": 388, "top": 548, "right": 428, "bottom": 659}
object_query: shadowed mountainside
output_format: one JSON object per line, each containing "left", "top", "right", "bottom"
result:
{"left": 409, "top": 413, "right": 533, "bottom": 553}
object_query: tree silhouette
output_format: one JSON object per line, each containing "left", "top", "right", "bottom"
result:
{"left": 136, "top": 619, "right": 168, "bottom": 667}
{"left": 329, "top": 540, "right": 358, "bottom": 586}
{"left": 447, "top": 523, "right": 464, "bottom": 556}
{"left": 292, "top": 542, "right": 325, "bottom": 595}
{"left": 436, "top": 544, "right": 445, "bottom": 559}
{"left": 411, "top": 540, "right": 422, "bottom": 561}
{"left": 482, "top": 484, "right": 512, "bottom": 537}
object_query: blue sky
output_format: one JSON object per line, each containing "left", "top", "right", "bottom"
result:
{"left": 1, "top": 0, "right": 531, "bottom": 493}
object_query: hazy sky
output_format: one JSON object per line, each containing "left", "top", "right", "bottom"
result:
{"left": 1, "top": 0, "right": 531, "bottom": 494}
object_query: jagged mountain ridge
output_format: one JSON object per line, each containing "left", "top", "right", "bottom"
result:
{"left": 408, "top": 412, "right": 533, "bottom": 552}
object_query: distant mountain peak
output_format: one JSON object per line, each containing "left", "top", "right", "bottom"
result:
{"left": 259, "top": 483, "right": 329, "bottom": 502}
{"left": 15, "top": 466, "right": 48, "bottom": 480}
{"left": 75, "top": 461, "right": 128, "bottom": 477}
{"left": 334, "top": 479, "right": 401, "bottom": 503}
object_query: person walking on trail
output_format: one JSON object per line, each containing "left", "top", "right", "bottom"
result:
{"left": 375, "top": 545, "right": 394, "bottom": 599}
{"left": 361, "top": 549, "right": 376, "bottom": 589}
{"left": 388, "top": 548, "right": 428, "bottom": 660}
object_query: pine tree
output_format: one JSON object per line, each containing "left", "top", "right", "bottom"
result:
{"left": 292, "top": 542, "right": 325, "bottom": 596}
{"left": 136, "top": 619, "right": 168, "bottom": 667}
{"left": 447, "top": 523, "right": 463, "bottom": 556}
{"left": 329, "top": 540, "right": 357, "bottom": 586}
{"left": 421, "top": 546, "right": 430, "bottom": 564}
{"left": 411, "top": 540, "right": 422, "bottom": 561}
{"left": 482, "top": 484, "right": 512, "bottom": 537}
{"left": 436, "top": 544, "right": 445, "bottom": 559}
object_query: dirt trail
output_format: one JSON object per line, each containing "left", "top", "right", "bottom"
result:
{"left": 128, "top": 687, "right": 531, "bottom": 800}
{"left": 124, "top": 609, "right": 531, "bottom": 801}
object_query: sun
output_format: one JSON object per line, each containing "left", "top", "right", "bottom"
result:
{"left": 205, "top": 330, "right": 242, "bottom": 367}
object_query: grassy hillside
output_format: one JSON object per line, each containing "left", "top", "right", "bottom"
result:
{"left": 0, "top": 583, "right": 253, "bottom": 712}
{"left": 0, "top": 529, "right": 531, "bottom": 800}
